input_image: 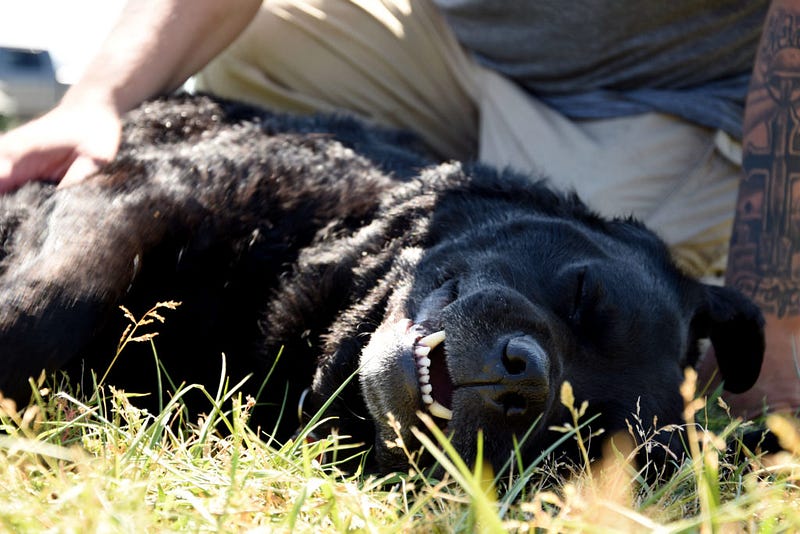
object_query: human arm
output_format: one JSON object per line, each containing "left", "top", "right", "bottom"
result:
{"left": 0, "top": 0, "right": 262, "bottom": 191}
{"left": 722, "top": 0, "right": 800, "bottom": 415}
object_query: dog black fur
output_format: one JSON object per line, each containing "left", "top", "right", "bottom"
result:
{"left": 0, "top": 95, "right": 764, "bottom": 472}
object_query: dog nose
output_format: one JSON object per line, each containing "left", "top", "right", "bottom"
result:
{"left": 503, "top": 335, "right": 548, "bottom": 376}
{"left": 478, "top": 334, "right": 551, "bottom": 419}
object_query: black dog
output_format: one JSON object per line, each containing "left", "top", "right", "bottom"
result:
{"left": 0, "top": 95, "right": 763, "bottom": 472}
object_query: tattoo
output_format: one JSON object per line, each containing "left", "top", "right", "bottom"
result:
{"left": 728, "top": 7, "right": 800, "bottom": 318}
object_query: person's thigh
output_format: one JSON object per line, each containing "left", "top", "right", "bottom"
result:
{"left": 476, "top": 68, "right": 739, "bottom": 277}
{"left": 196, "top": 0, "right": 480, "bottom": 160}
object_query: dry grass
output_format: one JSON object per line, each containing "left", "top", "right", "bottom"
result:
{"left": 1, "top": 303, "right": 800, "bottom": 532}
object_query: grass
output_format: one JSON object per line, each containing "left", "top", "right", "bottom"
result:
{"left": 2, "top": 304, "right": 800, "bottom": 532}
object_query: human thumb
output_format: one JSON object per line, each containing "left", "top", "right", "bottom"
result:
{"left": 58, "top": 155, "right": 104, "bottom": 189}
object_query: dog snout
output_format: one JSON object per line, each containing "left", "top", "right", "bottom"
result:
{"left": 441, "top": 286, "right": 557, "bottom": 423}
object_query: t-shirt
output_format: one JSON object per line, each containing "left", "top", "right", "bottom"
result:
{"left": 434, "top": 0, "right": 769, "bottom": 138}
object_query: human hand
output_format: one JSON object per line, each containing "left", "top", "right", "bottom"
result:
{"left": 0, "top": 102, "right": 122, "bottom": 193}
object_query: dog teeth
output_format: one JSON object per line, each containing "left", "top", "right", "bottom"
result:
{"left": 414, "top": 345, "right": 431, "bottom": 357}
{"left": 414, "top": 328, "right": 450, "bottom": 418}
{"left": 428, "top": 400, "right": 453, "bottom": 420}
{"left": 418, "top": 330, "right": 446, "bottom": 348}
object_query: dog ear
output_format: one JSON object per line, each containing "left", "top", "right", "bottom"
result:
{"left": 693, "top": 284, "right": 765, "bottom": 394}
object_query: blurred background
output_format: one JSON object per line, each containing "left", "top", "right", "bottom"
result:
{"left": 0, "top": 0, "right": 124, "bottom": 128}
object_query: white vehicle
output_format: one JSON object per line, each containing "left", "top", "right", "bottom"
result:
{"left": 0, "top": 47, "right": 64, "bottom": 120}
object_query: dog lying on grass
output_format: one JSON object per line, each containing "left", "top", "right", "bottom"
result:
{"left": 0, "top": 95, "right": 764, "bottom": 472}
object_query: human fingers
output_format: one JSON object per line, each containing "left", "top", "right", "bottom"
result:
{"left": 0, "top": 143, "right": 72, "bottom": 193}
{"left": 0, "top": 115, "right": 75, "bottom": 192}
{"left": 0, "top": 101, "right": 123, "bottom": 192}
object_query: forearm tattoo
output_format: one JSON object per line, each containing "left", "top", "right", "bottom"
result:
{"left": 729, "top": 6, "right": 800, "bottom": 318}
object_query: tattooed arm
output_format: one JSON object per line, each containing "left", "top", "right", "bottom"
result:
{"left": 724, "top": 0, "right": 800, "bottom": 415}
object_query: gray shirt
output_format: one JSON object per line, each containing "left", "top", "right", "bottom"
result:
{"left": 434, "top": 0, "right": 769, "bottom": 138}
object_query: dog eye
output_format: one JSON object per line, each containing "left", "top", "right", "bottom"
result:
{"left": 568, "top": 265, "right": 605, "bottom": 328}
{"left": 553, "top": 264, "right": 602, "bottom": 327}
{"left": 569, "top": 266, "right": 588, "bottom": 323}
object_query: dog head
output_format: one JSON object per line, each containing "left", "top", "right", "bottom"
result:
{"left": 352, "top": 166, "right": 764, "bottom": 471}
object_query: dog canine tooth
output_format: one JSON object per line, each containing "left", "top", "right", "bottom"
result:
{"left": 418, "top": 330, "right": 446, "bottom": 348}
{"left": 421, "top": 394, "right": 433, "bottom": 405}
{"left": 428, "top": 401, "right": 453, "bottom": 420}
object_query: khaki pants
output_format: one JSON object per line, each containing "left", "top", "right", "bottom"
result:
{"left": 196, "top": 0, "right": 741, "bottom": 277}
